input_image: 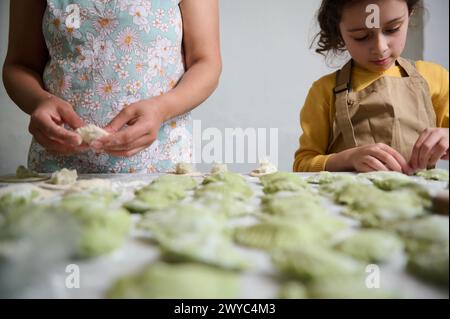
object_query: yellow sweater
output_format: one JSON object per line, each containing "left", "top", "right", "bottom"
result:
{"left": 293, "top": 60, "right": 449, "bottom": 172}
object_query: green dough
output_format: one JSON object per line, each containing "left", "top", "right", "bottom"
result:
{"left": 107, "top": 262, "right": 240, "bottom": 299}
{"left": 335, "top": 230, "right": 404, "bottom": 263}
{"left": 234, "top": 221, "right": 331, "bottom": 251}
{"left": 138, "top": 203, "right": 247, "bottom": 269}
{"left": 358, "top": 171, "right": 411, "bottom": 182}
{"left": 278, "top": 281, "right": 308, "bottom": 299}
{"left": 407, "top": 244, "right": 449, "bottom": 285}
{"left": 261, "top": 193, "right": 325, "bottom": 217}
{"left": 389, "top": 216, "right": 449, "bottom": 285}
{"left": 195, "top": 193, "right": 252, "bottom": 217}
{"left": 308, "top": 275, "right": 397, "bottom": 299}
{"left": 151, "top": 174, "right": 198, "bottom": 190}
{"left": 194, "top": 182, "right": 252, "bottom": 201}
{"left": 272, "top": 245, "right": 364, "bottom": 283}
{"left": 339, "top": 185, "right": 428, "bottom": 227}
{"left": 389, "top": 216, "right": 449, "bottom": 252}
{"left": 307, "top": 172, "right": 355, "bottom": 185}
{"left": 15, "top": 165, "right": 40, "bottom": 178}
{"left": 416, "top": 169, "right": 449, "bottom": 182}
{"left": 160, "top": 234, "right": 250, "bottom": 271}
{"left": 124, "top": 181, "right": 188, "bottom": 213}
{"left": 259, "top": 172, "right": 309, "bottom": 194}
{"left": 56, "top": 199, "right": 131, "bottom": 259}
{"left": 201, "top": 172, "right": 253, "bottom": 199}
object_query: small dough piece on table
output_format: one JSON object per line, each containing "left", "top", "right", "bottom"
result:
{"left": 48, "top": 168, "right": 78, "bottom": 185}
{"left": 210, "top": 162, "right": 228, "bottom": 174}
{"left": 76, "top": 124, "right": 109, "bottom": 144}
{"left": 335, "top": 230, "right": 404, "bottom": 263}
{"left": 0, "top": 165, "right": 49, "bottom": 183}
{"left": 106, "top": 262, "right": 240, "bottom": 299}
{"left": 250, "top": 159, "right": 278, "bottom": 177}
{"left": 170, "top": 162, "right": 202, "bottom": 177}
{"left": 416, "top": 169, "right": 449, "bottom": 182}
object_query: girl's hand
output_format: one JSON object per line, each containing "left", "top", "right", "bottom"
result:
{"left": 350, "top": 143, "right": 412, "bottom": 174}
{"left": 94, "top": 99, "right": 164, "bottom": 157}
{"left": 327, "top": 143, "right": 413, "bottom": 174}
{"left": 410, "top": 128, "right": 449, "bottom": 171}
{"left": 29, "top": 95, "right": 87, "bottom": 155}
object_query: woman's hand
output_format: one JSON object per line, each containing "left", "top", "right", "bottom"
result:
{"left": 326, "top": 143, "right": 413, "bottom": 174}
{"left": 93, "top": 99, "right": 164, "bottom": 157}
{"left": 410, "top": 128, "right": 449, "bottom": 171}
{"left": 29, "top": 95, "right": 87, "bottom": 155}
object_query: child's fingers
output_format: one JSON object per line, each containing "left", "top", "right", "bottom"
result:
{"left": 376, "top": 143, "right": 412, "bottom": 174}
{"left": 428, "top": 137, "right": 449, "bottom": 167}
{"left": 369, "top": 147, "right": 402, "bottom": 172}
{"left": 410, "top": 129, "right": 433, "bottom": 169}
{"left": 417, "top": 132, "right": 442, "bottom": 169}
{"left": 363, "top": 156, "right": 390, "bottom": 172}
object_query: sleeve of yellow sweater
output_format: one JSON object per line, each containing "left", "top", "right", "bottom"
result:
{"left": 293, "top": 76, "right": 334, "bottom": 172}
{"left": 417, "top": 61, "right": 449, "bottom": 128}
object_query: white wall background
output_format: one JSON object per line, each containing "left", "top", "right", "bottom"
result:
{"left": 0, "top": 0, "right": 448, "bottom": 174}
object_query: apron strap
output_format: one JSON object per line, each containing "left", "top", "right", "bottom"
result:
{"left": 333, "top": 60, "right": 358, "bottom": 149}
{"left": 396, "top": 57, "right": 420, "bottom": 79}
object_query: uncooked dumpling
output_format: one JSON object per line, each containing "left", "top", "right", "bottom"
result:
{"left": 76, "top": 124, "right": 109, "bottom": 144}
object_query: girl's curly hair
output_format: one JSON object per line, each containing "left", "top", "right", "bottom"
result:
{"left": 313, "top": 0, "right": 421, "bottom": 56}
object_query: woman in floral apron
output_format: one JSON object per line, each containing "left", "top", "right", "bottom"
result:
{"left": 4, "top": 0, "right": 221, "bottom": 173}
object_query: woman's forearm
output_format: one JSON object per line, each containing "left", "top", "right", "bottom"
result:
{"left": 151, "top": 57, "right": 222, "bottom": 122}
{"left": 3, "top": 63, "right": 50, "bottom": 115}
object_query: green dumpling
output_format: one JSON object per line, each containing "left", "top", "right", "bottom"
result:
{"left": 260, "top": 172, "right": 309, "bottom": 194}
{"left": 307, "top": 172, "right": 355, "bottom": 185}
{"left": 335, "top": 230, "right": 404, "bottom": 263}
{"left": 407, "top": 243, "right": 449, "bottom": 286}
{"left": 260, "top": 193, "right": 326, "bottom": 218}
{"left": 416, "top": 169, "right": 449, "bottom": 182}
{"left": 150, "top": 174, "right": 198, "bottom": 190}
{"left": 234, "top": 221, "right": 329, "bottom": 251}
{"left": 272, "top": 245, "right": 364, "bottom": 283}
{"left": 342, "top": 189, "right": 428, "bottom": 228}
{"left": 159, "top": 233, "right": 250, "bottom": 271}
{"left": 389, "top": 216, "right": 449, "bottom": 252}
{"left": 107, "top": 262, "right": 240, "bottom": 299}
{"left": 194, "top": 182, "right": 252, "bottom": 201}
{"left": 200, "top": 172, "right": 253, "bottom": 199}
{"left": 56, "top": 200, "right": 131, "bottom": 259}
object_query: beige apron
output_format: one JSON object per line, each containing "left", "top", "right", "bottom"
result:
{"left": 328, "top": 57, "right": 436, "bottom": 161}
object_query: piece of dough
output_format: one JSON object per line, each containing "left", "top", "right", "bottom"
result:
{"left": 210, "top": 162, "right": 228, "bottom": 174}
{"left": 250, "top": 159, "right": 278, "bottom": 177}
{"left": 76, "top": 124, "right": 109, "bottom": 144}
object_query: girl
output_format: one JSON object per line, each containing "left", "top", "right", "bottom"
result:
{"left": 293, "top": 0, "right": 449, "bottom": 173}
{"left": 3, "top": 0, "right": 221, "bottom": 173}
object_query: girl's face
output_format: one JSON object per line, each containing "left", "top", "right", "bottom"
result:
{"left": 339, "top": 0, "right": 410, "bottom": 72}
